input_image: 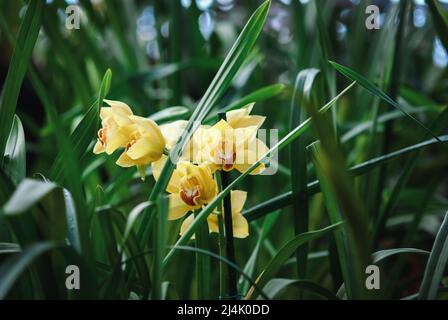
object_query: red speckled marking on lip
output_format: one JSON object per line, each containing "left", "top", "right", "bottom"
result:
{"left": 98, "top": 128, "right": 107, "bottom": 145}
{"left": 218, "top": 142, "right": 236, "bottom": 171}
{"left": 180, "top": 187, "right": 200, "bottom": 206}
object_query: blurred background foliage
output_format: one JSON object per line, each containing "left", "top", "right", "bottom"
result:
{"left": 0, "top": 0, "right": 447, "bottom": 299}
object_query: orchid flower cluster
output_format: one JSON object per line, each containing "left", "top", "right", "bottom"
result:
{"left": 93, "top": 100, "right": 269, "bottom": 238}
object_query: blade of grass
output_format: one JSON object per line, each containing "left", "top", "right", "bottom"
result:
{"left": 194, "top": 209, "right": 211, "bottom": 299}
{"left": 243, "top": 135, "right": 448, "bottom": 221}
{"left": 329, "top": 61, "right": 441, "bottom": 142}
{"left": 238, "top": 212, "right": 280, "bottom": 294}
{"left": 374, "top": 107, "right": 448, "bottom": 244}
{"left": 289, "top": 69, "right": 320, "bottom": 280}
{"left": 373, "top": 0, "right": 409, "bottom": 223}
{"left": 425, "top": 0, "right": 448, "bottom": 51}
{"left": 204, "top": 83, "right": 285, "bottom": 124}
{"left": 419, "top": 211, "right": 448, "bottom": 300}
{"left": 0, "top": 241, "right": 57, "bottom": 299}
{"left": 3, "top": 115, "right": 26, "bottom": 185}
{"left": 0, "top": 0, "right": 44, "bottom": 164}
{"left": 152, "top": 195, "right": 168, "bottom": 300}
{"left": 49, "top": 70, "right": 112, "bottom": 182}
{"left": 260, "top": 278, "right": 338, "bottom": 300}
{"left": 245, "top": 222, "right": 343, "bottom": 299}
{"left": 306, "top": 90, "right": 373, "bottom": 298}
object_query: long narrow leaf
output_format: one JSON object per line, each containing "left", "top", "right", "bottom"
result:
{"left": 0, "top": 0, "right": 44, "bottom": 162}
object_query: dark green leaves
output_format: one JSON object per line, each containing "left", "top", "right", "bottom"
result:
{"left": 0, "top": 241, "right": 57, "bottom": 299}
{"left": 246, "top": 222, "right": 342, "bottom": 299}
{"left": 49, "top": 69, "right": 112, "bottom": 182}
{"left": 329, "top": 61, "right": 440, "bottom": 142}
{"left": 419, "top": 212, "right": 448, "bottom": 300}
{"left": 0, "top": 0, "right": 45, "bottom": 163}
{"left": 2, "top": 179, "right": 57, "bottom": 216}
{"left": 3, "top": 116, "right": 26, "bottom": 184}
{"left": 425, "top": 0, "right": 448, "bottom": 51}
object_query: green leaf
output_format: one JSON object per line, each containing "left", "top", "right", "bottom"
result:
{"left": 149, "top": 106, "right": 190, "bottom": 124}
{"left": 0, "top": 242, "right": 21, "bottom": 255}
{"left": 289, "top": 68, "right": 320, "bottom": 280}
{"left": 307, "top": 88, "right": 372, "bottom": 299}
{"left": 194, "top": 208, "right": 211, "bottom": 299}
{"left": 3, "top": 115, "right": 26, "bottom": 184}
{"left": 238, "top": 212, "right": 280, "bottom": 294}
{"left": 204, "top": 83, "right": 285, "bottom": 124}
{"left": 419, "top": 212, "right": 448, "bottom": 300}
{"left": 162, "top": 245, "right": 269, "bottom": 300}
{"left": 372, "top": 248, "right": 429, "bottom": 263}
{"left": 1, "top": 179, "right": 57, "bottom": 216}
{"left": 0, "top": 0, "right": 44, "bottom": 163}
{"left": 63, "top": 189, "right": 81, "bottom": 253}
{"left": 49, "top": 69, "right": 112, "bottom": 182}
{"left": 425, "top": 0, "right": 448, "bottom": 52}
{"left": 152, "top": 195, "right": 168, "bottom": 299}
{"left": 329, "top": 61, "right": 440, "bottom": 142}
{"left": 246, "top": 222, "right": 342, "bottom": 299}
{"left": 261, "top": 278, "right": 338, "bottom": 300}
{"left": 0, "top": 242, "right": 57, "bottom": 299}
{"left": 243, "top": 135, "right": 448, "bottom": 221}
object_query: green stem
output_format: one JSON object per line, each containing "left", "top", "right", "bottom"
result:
{"left": 214, "top": 173, "right": 227, "bottom": 298}
{"left": 194, "top": 209, "right": 210, "bottom": 299}
{"left": 218, "top": 112, "right": 238, "bottom": 299}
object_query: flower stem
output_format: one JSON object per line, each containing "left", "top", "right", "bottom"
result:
{"left": 218, "top": 112, "right": 238, "bottom": 299}
{"left": 214, "top": 173, "right": 227, "bottom": 298}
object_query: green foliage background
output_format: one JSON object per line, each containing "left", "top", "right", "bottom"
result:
{"left": 0, "top": 0, "right": 447, "bottom": 300}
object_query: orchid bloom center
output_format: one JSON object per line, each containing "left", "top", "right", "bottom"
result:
{"left": 179, "top": 176, "right": 202, "bottom": 207}
{"left": 97, "top": 127, "right": 108, "bottom": 145}
{"left": 126, "top": 138, "right": 137, "bottom": 151}
{"left": 217, "top": 142, "right": 236, "bottom": 171}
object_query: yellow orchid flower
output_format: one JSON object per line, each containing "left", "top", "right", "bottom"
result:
{"left": 159, "top": 120, "right": 188, "bottom": 150}
{"left": 226, "top": 103, "right": 265, "bottom": 129}
{"left": 180, "top": 190, "right": 249, "bottom": 238}
{"left": 93, "top": 99, "right": 136, "bottom": 155}
{"left": 199, "top": 119, "right": 269, "bottom": 174}
{"left": 152, "top": 157, "right": 217, "bottom": 220}
{"left": 116, "top": 115, "right": 166, "bottom": 180}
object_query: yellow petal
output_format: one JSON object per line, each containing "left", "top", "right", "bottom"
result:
{"left": 231, "top": 190, "right": 247, "bottom": 215}
{"left": 126, "top": 136, "right": 164, "bottom": 162}
{"left": 234, "top": 162, "right": 265, "bottom": 175}
{"left": 129, "top": 116, "right": 165, "bottom": 144}
{"left": 180, "top": 214, "right": 193, "bottom": 236}
{"left": 206, "top": 214, "right": 220, "bottom": 234}
{"left": 151, "top": 155, "right": 181, "bottom": 193}
{"left": 116, "top": 152, "right": 135, "bottom": 167}
{"left": 212, "top": 119, "right": 233, "bottom": 134}
{"left": 105, "top": 126, "right": 133, "bottom": 155}
{"left": 232, "top": 214, "right": 249, "bottom": 238}
{"left": 234, "top": 126, "right": 257, "bottom": 148}
{"left": 197, "top": 164, "right": 217, "bottom": 202}
{"left": 104, "top": 99, "right": 133, "bottom": 115}
{"left": 168, "top": 193, "right": 192, "bottom": 220}
{"left": 160, "top": 120, "right": 188, "bottom": 150}
{"left": 93, "top": 140, "right": 105, "bottom": 154}
{"left": 226, "top": 103, "right": 265, "bottom": 129}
